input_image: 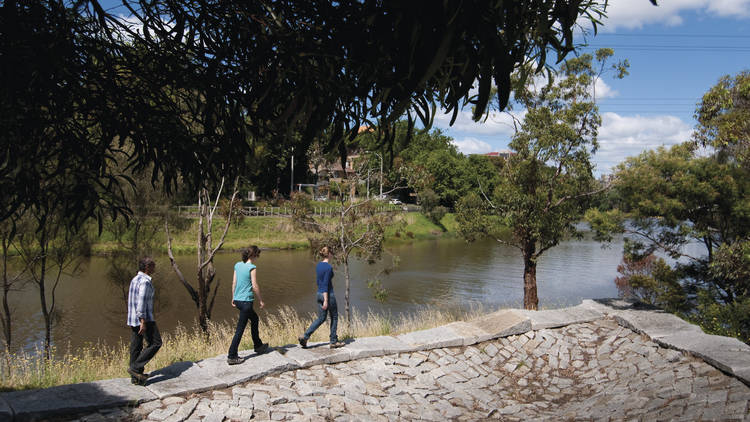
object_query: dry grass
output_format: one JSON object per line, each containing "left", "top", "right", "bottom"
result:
{"left": 0, "top": 303, "right": 488, "bottom": 391}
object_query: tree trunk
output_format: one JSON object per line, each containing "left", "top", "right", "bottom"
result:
{"left": 2, "top": 285, "right": 11, "bottom": 353}
{"left": 522, "top": 241, "right": 539, "bottom": 310}
{"left": 343, "top": 258, "right": 351, "bottom": 325}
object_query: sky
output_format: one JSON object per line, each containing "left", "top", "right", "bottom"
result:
{"left": 440, "top": 0, "right": 750, "bottom": 175}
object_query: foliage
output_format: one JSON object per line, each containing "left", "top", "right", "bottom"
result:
{"left": 291, "top": 185, "right": 400, "bottom": 323}
{"left": 2, "top": 0, "right": 611, "bottom": 230}
{"left": 614, "top": 254, "right": 688, "bottom": 313}
{"left": 587, "top": 70, "right": 750, "bottom": 342}
{"left": 457, "top": 49, "right": 626, "bottom": 310}
{"left": 694, "top": 71, "right": 750, "bottom": 167}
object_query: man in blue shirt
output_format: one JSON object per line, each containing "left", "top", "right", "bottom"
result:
{"left": 126, "top": 257, "right": 162, "bottom": 385}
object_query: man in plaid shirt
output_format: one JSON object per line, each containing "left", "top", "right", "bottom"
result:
{"left": 127, "top": 257, "right": 162, "bottom": 385}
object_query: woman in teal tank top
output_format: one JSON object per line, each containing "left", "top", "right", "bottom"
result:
{"left": 227, "top": 245, "right": 269, "bottom": 364}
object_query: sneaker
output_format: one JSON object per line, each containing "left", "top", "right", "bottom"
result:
{"left": 130, "top": 375, "right": 147, "bottom": 386}
{"left": 254, "top": 343, "right": 270, "bottom": 354}
{"left": 227, "top": 357, "right": 244, "bottom": 365}
{"left": 127, "top": 367, "right": 148, "bottom": 382}
{"left": 329, "top": 341, "right": 346, "bottom": 349}
{"left": 298, "top": 336, "right": 308, "bottom": 349}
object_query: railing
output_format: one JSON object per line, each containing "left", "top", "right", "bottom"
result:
{"left": 176, "top": 204, "right": 414, "bottom": 217}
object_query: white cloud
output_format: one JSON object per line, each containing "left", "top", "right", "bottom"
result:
{"left": 452, "top": 137, "right": 494, "bottom": 155}
{"left": 599, "top": 0, "right": 750, "bottom": 31}
{"left": 594, "top": 112, "right": 694, "bottom": 173}
{"left": 434, "top": 107, "right": 525, "bottom": 137}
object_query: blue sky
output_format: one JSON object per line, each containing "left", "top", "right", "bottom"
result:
{"left": 440, "top": 1, "right": 750, "bottom": 174}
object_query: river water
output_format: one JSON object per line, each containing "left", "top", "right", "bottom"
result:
{"left": 8, "top": 235, "right": 627, "bottom": 354}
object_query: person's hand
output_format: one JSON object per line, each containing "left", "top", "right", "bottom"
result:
{"left": 231, "top": 300, "right": 236, "bottom": 308}
{"left": 259, "top": 300, "right": 265, "bottom": 309}
{"left": 322, "top": 301, "right": 328, "bottom": 311}
{"left": 138, "top": 321, "right": 146, "bottom": 335}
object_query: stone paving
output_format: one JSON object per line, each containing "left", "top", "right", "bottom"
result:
{"left": 69, "top": 318, "right": 749, "bottom": 421}
{"left": 4, "top": 300, "right": 750, "bottom": 421}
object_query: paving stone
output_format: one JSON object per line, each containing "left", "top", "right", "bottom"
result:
{"left": 341, "top": 336, "right": 412, "bottom": 359}
{"left": 396, "top": 325, "right": 466, "bottom": 351}
{"left": 1, "top": 377, "right": 157, "bottom": 421}
{"left": 143, "top": 361, "right": 227, "bottom": 399}
{"left": 281, "top": 343, "right": 353, "bottom": 367}
{"left": 196, "top": 350, "right": 300, "bottom": 385}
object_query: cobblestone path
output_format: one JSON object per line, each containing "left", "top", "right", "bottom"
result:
{"left": 77, "top": 318, "right": 750, "bottom": 421}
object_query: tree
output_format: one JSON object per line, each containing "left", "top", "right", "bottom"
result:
{"left": 166, "top": 177, "right": 240, "bottom": 334}
{"left": 2, "top": 0, "right": 615, "bottom": 230}
{"left": 693, "top": 71, "right": 750, "bottom": 167}
{"left": 1, "top": 217, "right": 30, "bottom": 354}
{"left": 456, "top": 49, "right": 628, "bottom": 310}
{"left": 586, "top": 71, "right": 750, "bottom": 342}
{"left": 14, "top": 213, "right": 90, "bottom": 359}
{"left": 291, "top": 171, "right": 402, "bottom": 324}
{"left": 586, "top": 142, "right": 750, "bottom": 342}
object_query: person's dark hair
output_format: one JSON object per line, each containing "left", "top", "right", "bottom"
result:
{"left": 138, "top": 257, "right": 155, "bottom": 272}
{"left": 319, "top": 246, "right": 330, "bottom": 258}
{"left": 245, "top": 245, "right": 261, "bottom": 260}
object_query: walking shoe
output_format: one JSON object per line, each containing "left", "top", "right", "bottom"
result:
{"left": 329, "top": 341, "right": 346, "bottom": 349}
{"left": 227, "top": 357, "right": 244, "bottom": 365}
{"left": 130, "top": 375, "right": 147, "bottom": 386}
{"left": 254, "top": 343, "right": 270, "bottom": 354}
{"left": 127, "top": 367, "right": 148, "bottom": 382}
{"left": 298, "top": 336, "right": 308, "bottom": 349}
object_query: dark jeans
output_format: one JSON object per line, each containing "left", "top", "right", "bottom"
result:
{"left": 129, "top": 321, "right": 162, "bottom": 373}
{"left": 302, "top": 292, "right": 338, "bottom": 343}
{"left": 228, "top": 300, "right": 263, "bottom": 358}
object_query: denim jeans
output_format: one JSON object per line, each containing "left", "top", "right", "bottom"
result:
{"left": 302, "top": 292, "right": 338, "bottom": 343}
{"left": 228, "top": 300, "right": 263, "bottom": 359}
{"left": 129, "top": 321, "right": 162, "bottom": 373}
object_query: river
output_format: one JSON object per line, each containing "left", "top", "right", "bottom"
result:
{"left": 8, "top": 235, "right": 626, "bottom": 354}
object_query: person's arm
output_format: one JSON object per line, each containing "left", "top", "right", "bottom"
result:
{"left": 231, "top": 270, "right": 237, "bottom": 307}
{"left": 251, "top": 268, "right": 264, "bottom": 309}
{"left": 136, "top": 281, "right": 147, "bottom": 334}
{"left": 321, "top": 267, "right": 332, "bottom": 310}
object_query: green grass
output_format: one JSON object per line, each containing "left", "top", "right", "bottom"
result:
{"left": 90, "top": 212, "right": 459, "bottom": 255}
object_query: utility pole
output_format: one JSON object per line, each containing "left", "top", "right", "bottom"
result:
{"left": 290, "top": 146, "right": 294, "bottom": 195}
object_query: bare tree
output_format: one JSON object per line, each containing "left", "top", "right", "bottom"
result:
{"left": 292, "top": 158, "right": 404, "bottom": 324}
{"left": 1, "top": 218, "right": 32, "bottom": 355}
{"left": 15, "top": 213, "right": 89, "bottom": 359}
{"left": 166, "top": 177, "right": 239, "bottom": 333}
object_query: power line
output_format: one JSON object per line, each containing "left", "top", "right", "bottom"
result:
{"left": 592, "top": 33, "right": 750, "bottom": 39}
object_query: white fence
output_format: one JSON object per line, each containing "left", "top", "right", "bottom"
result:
{"left": 176, "top": 204, "right": 410, "bottom": 218}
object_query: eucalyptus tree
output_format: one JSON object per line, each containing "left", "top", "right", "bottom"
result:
{"left": 456, "top": 49, "right": 628, "bottom": 310}
{"left": 586, "top": 71, "right": 750, "bottom": 341}
{"left": 2, "top": 0, "right": 619, "bottom": 232}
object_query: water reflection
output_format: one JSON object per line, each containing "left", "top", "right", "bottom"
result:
{"left": 9, "top": 236, "right": 626, "bottom": 353}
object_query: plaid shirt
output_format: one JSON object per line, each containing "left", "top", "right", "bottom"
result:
{"left": 127, "top": 271, "right": 155, "bottom": 327}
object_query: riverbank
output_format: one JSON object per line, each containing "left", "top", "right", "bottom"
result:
{"left": 90, "top": 212, "right": 462, "bottom": 256}
{"left": 0, "top": 304, "right": 485, "bottom": 392}
{"left": 3, "top": 300, "right": 750, "bottom": 421}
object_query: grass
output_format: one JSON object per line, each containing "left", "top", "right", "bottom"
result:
{"left": 0, "top": 303, "right": 488, "bottom": 391}
{"left": 90, "top": 212, "right": 458, "bottom": 255}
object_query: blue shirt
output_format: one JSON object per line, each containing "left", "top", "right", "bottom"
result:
{"left": 127, "top": 272, "right": 155, "bottom": 327}
{"left": 316, "top": 261, "right": 334, "bottom": 293}
{"left": 233, "top": 261, "right": 256, "bottom": 301}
